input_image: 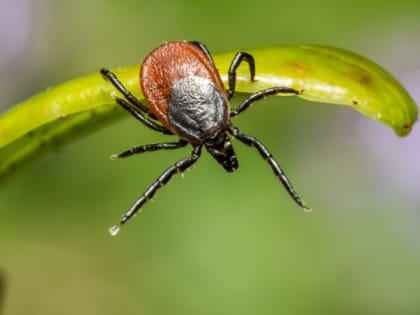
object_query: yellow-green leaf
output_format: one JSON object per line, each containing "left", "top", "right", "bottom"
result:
{"left": 213, "top": 45, "right": 417, "bottom": 136}
{"left": 0, "top": 44, "right": 417, "bottom": 183}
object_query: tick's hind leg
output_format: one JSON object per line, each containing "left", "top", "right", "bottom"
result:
{"left": 112, "top": 139, "right": 188, "bottom": 159}
{"left": 109, "top": 145, "right": 203, "bottom": 234}
{"left": 228, "top": 124, "right": 311, "bottom": 212}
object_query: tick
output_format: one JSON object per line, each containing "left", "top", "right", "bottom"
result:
{"left": 101, "top": 41, "right": 311, "bottom": 235}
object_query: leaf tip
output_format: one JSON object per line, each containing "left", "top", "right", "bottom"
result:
{"left": 395, "top": 122, "right": 415, "bottom": 137}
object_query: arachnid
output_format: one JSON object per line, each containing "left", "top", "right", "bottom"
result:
{"left": 101, "top": 41, "right": 310, "bottom": 235}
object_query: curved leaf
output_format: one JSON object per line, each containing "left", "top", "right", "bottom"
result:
{"left": 0, "top": 45, "right": 417, "bottom": 183}
{"left": 213, "top": 45, "right": 417, "bottom": 136}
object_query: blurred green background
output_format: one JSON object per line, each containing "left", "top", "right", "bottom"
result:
{"left": 1, "top": 0, "right": 420, "bottom": 314}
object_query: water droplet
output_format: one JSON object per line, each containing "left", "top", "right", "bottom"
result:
{"left": 303, "top": 206, "right": 312, "bottom": 213}
{"left": 109, "top": 225, "right": 120, "bottom": 236}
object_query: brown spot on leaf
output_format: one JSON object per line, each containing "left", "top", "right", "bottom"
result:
{"left": 347, "top": 67, "right": 373, "bottom": 88}
{"left": 286, "top": 61, "right": 312, "bottom": 76}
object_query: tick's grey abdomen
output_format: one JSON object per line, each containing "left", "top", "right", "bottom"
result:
{"left": 168, "top": 76, "right": 229, "bottom": 143}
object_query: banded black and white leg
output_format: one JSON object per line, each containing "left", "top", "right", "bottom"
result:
{"left": 230, "top": 87, "right": 300, "bottom": 117}
{"left": 109, "top": 145, "right": 203, "bottom": 235}
{"left": 112, "top": 140, "right": 188, "bottom": 159}
{"left": 228, "top": 124, "right": 311, "bottom": 212}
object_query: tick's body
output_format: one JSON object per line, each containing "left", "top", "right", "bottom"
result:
{"left": 142, "top": 42, "right": 229, "bottom": 143}
{"left": 101, "top": 41, "right": 310, "bottom": 234}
